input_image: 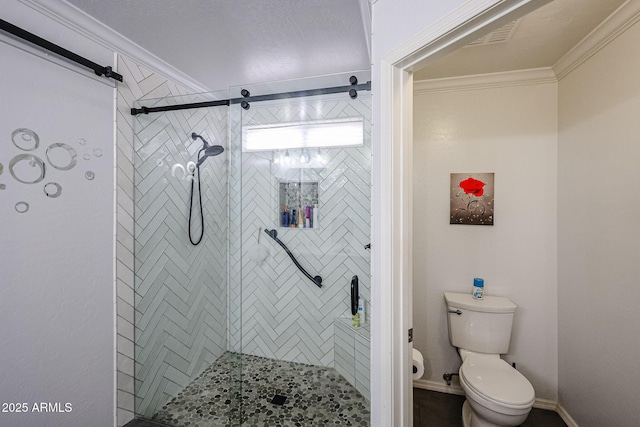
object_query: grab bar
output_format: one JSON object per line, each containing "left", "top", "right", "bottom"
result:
{"left": 263, "top": 229, "right": 322, "bottom": 288}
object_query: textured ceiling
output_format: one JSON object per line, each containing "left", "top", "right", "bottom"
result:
{"left": 414, "top": 0, "right": 626, "bottom": 80}
{"left": 65, "top": 0, "right": 371, "bottom": 91}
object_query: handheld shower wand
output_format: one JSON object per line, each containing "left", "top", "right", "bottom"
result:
{"left": 188, "top": 132, "right": 224, "bottom": 245}
{"left": 191, "top": 133, "right": 224, "bottom": 168}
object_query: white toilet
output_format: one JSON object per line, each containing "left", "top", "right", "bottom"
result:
{"left": 444, "top": 292, "right": 535, "bottom": 427}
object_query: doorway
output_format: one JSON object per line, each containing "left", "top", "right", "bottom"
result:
{"left": 392, "top": 0, "right": 638, "bottom": 426}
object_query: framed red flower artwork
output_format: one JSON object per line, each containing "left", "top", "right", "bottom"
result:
{"left": 450, "top": 173, "right": 494, "bottom": 225}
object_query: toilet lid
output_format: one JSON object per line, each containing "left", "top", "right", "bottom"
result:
{"left": 460, "top": 355, "right": 535, "bottom": 407}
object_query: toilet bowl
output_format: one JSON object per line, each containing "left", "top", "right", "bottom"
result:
{"left": 459, "top": 353, "right": 534, "bottom": 427}
{"left": 444, "top": 292, "right": 536, "bottom": 427}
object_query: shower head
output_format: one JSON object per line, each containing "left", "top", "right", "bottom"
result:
{"left": 196, "top": 145, "right": 224, "bottom": 168}
{"left": 191, "top": 132, "right": 224, "bottom": 168}
{"left": 203, "top": 144, "right": 224, "bottom": 157}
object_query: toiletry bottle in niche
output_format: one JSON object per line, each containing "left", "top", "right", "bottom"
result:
{"left": 473, "top": 278, "right": 484, "bottom": 300}
{"left": 298, "top": 207, "right": 303, "bottom": 228}
{"left": 305, "top": 206, "right": 311, "bottom": 228}
{"left": 313, "top": 204, "right": 319, "bottom": 229}
{"left": 290, "top": 209, "right": 297, "bottom": 228}
{"left": 282, "top": 205, "right": 289, "bottom": 227}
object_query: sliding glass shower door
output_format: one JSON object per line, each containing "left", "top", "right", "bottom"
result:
{"left": 131, "top": 71, "right": 372, "bottom": 426}
{"left": 230, "top": 73, "right": 372, "bottom": 425}
{"left": 132, "top": 91, "right": 242, "bottom": 426}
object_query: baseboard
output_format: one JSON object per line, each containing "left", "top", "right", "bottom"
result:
{"left": 413, "top": 379, "right": 464, "bottom": 396}
{"left": 557, "top": 403, "right": 579, "bottom": 427}
{"left": 532, "top": 397, "right": 557, "bottom": 411}
{"left": 414, "top": 379, "right": 573, "bottom": 418}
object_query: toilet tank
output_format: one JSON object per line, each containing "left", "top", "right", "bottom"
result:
{"left": 444, "top": 292, "right": 517, "bottom": 354}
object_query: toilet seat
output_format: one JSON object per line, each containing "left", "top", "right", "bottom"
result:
{"left": 460, "top": 354, "right": 535, "bottom": 409}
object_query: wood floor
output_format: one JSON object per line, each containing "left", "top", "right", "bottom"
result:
{"left": 414, "top": 388, "right": 568, "bottom": 427}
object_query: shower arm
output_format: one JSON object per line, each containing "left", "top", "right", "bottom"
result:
{"left": 263, "top": 229, "right": 322, "bottom": 288}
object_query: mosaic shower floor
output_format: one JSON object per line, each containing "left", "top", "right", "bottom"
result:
{"left": 151, "top": 352, "right": 370, "bottom": 427}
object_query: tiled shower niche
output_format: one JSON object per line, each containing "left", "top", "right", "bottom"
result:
{"left": 279, "top": 179, "right": 319, "bottom": 229}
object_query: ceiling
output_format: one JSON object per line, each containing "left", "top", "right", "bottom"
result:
{"left": 65, "top": 0, "right": 371, "bottom": 91}
{"left": 414, "top": 0, "right": 626, "bottom": 80}
{"left": 65, "top": 0, "right": 626, "bottom": 89}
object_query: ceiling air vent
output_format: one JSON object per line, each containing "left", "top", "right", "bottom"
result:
{"left": 466, "top": 19, "right": 521, "bottom": 47}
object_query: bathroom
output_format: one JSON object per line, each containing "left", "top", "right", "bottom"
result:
{"left": 410, "top": 0, "right": 640, "bottom": 426}
{"left": 1, "top": 2, "right": 374, "bottom": 426}
{"left": 0, "top": 1, "right": 639, "bottom": 427}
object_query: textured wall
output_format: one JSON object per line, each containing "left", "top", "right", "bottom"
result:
{"left": 229, "top": 93, "right": 372, "bottom": 367}
{"left": 557, "top": 18, "right": 640, "bottom": 426}
{"left": 0, "top": 35, "right": 114, "bottom": 427}
{"left": 412, "top": 74, "right": 558, "bottom": 400}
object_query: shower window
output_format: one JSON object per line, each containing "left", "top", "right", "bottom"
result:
{"left": 242, "top": 117, "right": 364, "bottom": 151}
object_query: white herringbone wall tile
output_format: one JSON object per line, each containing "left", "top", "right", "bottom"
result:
{"left": 133, "top": 96, "right": 229, "bottom": 418}
{"left": 115, "top": 55, "right": 200, "bottom": 426}
{"left": 229, "top": 93, "right": 372, "bottom": 372}
{"left": 126, "top": 76, "right": 372, "bottom": 419}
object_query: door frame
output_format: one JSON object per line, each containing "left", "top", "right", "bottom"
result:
{"left": 372, "top": 0, "right": 551, "bottom": 425}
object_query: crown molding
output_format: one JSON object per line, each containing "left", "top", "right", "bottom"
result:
{"left": 414, "top": 67, "right": 556, "bottom": 95}
{"left": 19, "top": 0, "right": 210, "bottom": 93}
{"left": 553, "top": 0, "right": 640, "bottom": 80}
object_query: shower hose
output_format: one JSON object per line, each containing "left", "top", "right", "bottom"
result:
{"left": 188, "top": 154, "right": 205, "bottom": 246}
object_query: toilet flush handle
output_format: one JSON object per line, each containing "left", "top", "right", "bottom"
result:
{"left": 448, "top": 309, "right": 462, "bottom": 315}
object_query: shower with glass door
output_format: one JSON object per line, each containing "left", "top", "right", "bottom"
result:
{"left": 132, "top": 71, "right": 372, "bottom": 426}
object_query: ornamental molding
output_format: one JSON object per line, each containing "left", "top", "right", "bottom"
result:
{"left": 413, "top": 0, "right": 640, "bottom": 93}
{"left": 553, "top": 0, "right": 640, "bottom": 80}
{"left": 413, "top": 68, "right": 556, "bottom": 95}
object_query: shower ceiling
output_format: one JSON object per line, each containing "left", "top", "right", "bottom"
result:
{"left": 65, "top": 0, "right": 371, "bottom": 91}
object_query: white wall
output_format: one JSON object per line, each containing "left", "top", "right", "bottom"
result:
{"left": 557, "top": 17, "right": 640, "bottom": 427}
{"left": 412, "top": 73, "right": 558, "bottom": 401}
{"left": 0, "top": 5, "right": 115, "bottom": 427}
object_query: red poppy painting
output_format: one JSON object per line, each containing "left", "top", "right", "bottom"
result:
{"left": 459, "top": 177, "right": 486, "bottom": 197}
{"left": 450, "top": 173, "right": 494, "bottom": 225}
